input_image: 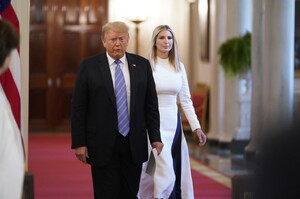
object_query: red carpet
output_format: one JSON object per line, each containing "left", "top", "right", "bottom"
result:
{"left": 192, "top": 170, "right": 231, "bottom": 199}
{"left": 28, "top": 134, "right": 231, "bottom": 199}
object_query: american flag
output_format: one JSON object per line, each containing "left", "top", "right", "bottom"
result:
{"left": 0, "top": 0, "right": 25, "bottom": 158}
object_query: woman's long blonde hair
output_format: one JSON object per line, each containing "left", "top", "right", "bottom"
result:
{"left": 149, "top": 25, "right": 181, "bottom": 72}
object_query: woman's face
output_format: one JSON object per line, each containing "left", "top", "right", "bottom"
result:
{"left": 0, "top": 53, "right": 11, "bottom": 75}
{"left": 155, "top": 30, "right": 173, "bottom": 55}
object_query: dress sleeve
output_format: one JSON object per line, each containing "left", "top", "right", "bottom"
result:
{"left": 177, "top": 62, "right": 201, "bottom": 131}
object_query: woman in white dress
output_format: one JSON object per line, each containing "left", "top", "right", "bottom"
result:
{"left": 138, "top": 25, "right": 206, "bottom": 199}
{"left": 0, "top": 19, "right": 24, "bottom": 199}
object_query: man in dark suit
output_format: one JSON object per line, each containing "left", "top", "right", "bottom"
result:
{"left": 71, "top": 21, "right": 163, "bottom": 199}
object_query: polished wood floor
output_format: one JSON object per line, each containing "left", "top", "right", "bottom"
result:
{"left": 186, "top": 132, "right": 253, "bottom": 178}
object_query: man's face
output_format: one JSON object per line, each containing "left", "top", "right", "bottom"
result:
{"left": 102, "top": 30, "right": 129, "bottom": 60}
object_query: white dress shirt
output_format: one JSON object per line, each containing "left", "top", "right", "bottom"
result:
{"left": 106, "top": 53, "right": 131, "bottom": 112}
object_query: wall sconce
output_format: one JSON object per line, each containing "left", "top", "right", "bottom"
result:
{"left": 129, "top": 19, "right": 145, "bottom": 55}
{"left": 125, "top": 0, "right": 148, "bottom": 55}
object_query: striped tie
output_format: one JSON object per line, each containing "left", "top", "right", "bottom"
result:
{"left": 115, "top": 60, "right": 130, "bottom": 136}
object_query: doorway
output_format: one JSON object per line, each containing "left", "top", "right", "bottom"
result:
{"left": 29, "top": 0, "right": 108, "bottom": 131}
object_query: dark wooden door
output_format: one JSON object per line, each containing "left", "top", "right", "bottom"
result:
{"left": 29, "top": 0, "right": 107, "bottom": 131}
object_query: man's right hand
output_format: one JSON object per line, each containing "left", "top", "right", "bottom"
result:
{"left": 75, "top": 146, "right": 89, "bottom": 164}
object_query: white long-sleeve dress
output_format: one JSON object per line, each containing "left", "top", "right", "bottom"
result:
{"left": 0, "top": 85, "right": 24, "bottom": 199}
{"left": 138, "top": 57, "right": 201, "bottom": 199}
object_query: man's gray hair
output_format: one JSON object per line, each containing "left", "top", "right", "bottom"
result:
{"left": 101, "top": 21, "right": 129, "bottom": 39}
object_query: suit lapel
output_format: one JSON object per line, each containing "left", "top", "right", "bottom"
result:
{"left": 126, "top": 54, "right": 137, "bottom": 113}
{"left": 98, "top": 53, "right": 138, "bottom": 111}
{"left": 98, "top": 54, "right": 117, "bottom": 109}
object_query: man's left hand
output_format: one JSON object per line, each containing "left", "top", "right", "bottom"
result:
{"left": 151, "top": 142, "right": 164, "bottom": 155}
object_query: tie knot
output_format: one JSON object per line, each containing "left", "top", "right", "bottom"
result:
{"left": 115, "top": 59, "right": 121, "bottom": 65}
